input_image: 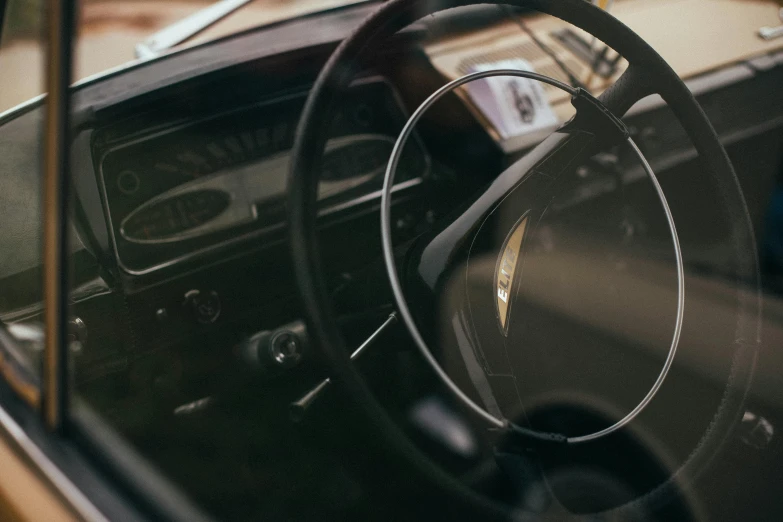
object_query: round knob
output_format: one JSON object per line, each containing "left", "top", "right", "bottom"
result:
{"left": 268, "top": 330, "right": 303, "bottom": 368}
{"left": 183, "top": 289, "right": 221, "bottom": 324}
{"left": 68, "top": 317, "right": 88, "bottom": 345}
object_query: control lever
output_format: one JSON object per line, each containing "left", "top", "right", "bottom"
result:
{"left": 290, "top": 312, "right": 398, "bottom": 421}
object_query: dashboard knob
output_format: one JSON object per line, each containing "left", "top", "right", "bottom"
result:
{"left": 239, "top": 320, "right": 308, "bottom": 371}
{"left": 183, "top": 289, "right": 221, "bottom": 324}
{"left": 67, "top": 317, "right": 88, "bottom": 345}
{"left": 268, "top": 330, "right": 303, "bottom": 368}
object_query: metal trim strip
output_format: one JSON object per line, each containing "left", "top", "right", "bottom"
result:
{"left": 0, "top": 402, "right": 107, "bottom": 521}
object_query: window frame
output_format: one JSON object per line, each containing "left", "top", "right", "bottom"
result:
{"left": 0, "top": 0, "right": 213, "bottom": 519}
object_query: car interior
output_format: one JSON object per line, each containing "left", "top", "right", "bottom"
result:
{"left": 0, "top": 0, "right": 782, "bottom": 520}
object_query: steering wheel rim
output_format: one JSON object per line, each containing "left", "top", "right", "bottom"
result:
{"left": 288, "top": 0, "right": 761, "bottom": 519}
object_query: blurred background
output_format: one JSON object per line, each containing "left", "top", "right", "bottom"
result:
{"left": 0, "top": 0, "right": 363, "bottom": 111}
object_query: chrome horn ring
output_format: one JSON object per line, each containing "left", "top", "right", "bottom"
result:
{"left": 380, "top": 69, "right": 685, "bottom": 444}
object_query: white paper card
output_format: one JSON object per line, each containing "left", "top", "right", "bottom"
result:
{"left": 466, "top": 59, "right": 559, "bottom": 140}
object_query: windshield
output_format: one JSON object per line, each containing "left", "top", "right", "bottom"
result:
{"left": 0, "top": 0, "right": 367, "bottom": 112}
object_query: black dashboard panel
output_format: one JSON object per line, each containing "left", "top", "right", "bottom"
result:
{"left": 95, "top": 79, "right": 429, "bottom": 274}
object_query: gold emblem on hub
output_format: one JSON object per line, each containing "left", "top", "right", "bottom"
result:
{"left": 496, "top": 216, "right": 528, "bottom": 335}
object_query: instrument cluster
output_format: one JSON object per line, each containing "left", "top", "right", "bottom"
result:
{"left": 97, "top": 79, "right": 429, "bottom": 274}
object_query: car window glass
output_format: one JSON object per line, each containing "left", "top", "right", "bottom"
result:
{"left": 0, "top": 1, "right": 777, "bottom": 520}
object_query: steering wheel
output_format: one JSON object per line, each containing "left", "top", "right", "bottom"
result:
{"left": 288, "top": 0, "right": 760, "bottom": 519}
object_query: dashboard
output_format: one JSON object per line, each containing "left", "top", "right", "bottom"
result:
{"left": 96, "top": 78, "right": 430, "bottom": 275}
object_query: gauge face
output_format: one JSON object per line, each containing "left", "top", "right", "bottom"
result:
{"left": 121, "top": 189, "right": 231, "bottom": 243}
